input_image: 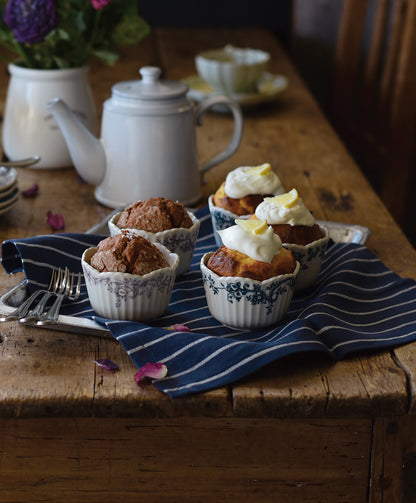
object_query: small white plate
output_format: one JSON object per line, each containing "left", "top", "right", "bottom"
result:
{"left": 0, "top": 197, "right": 18, "bottom": 216}
{"left": 0, "top": 180, "right": 17, "bottom": 197}
{"left": 0, "top": 187, "right": 18, "bottom": 206}
{"left": 0, "top": 167, "right": 17, "bottom": 191}
{"left": 183, "top": 72, "right": 288, "bottom": 110}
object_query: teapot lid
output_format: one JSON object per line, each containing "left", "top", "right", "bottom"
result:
{"left": 112, "top": 66, "right": 188, "bottom": 100}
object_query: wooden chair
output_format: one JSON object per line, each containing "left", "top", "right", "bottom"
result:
{"left": 329, "top": 0, "right": 416, "bottom": 231}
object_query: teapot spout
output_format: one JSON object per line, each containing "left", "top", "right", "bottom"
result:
{"left": 46, "top": 98, "right": 106, "bottom": 186}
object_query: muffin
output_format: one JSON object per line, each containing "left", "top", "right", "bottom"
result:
{"left": 254, "top": 189, "right": 329, "bottom": 291}
{"left": 209, "top": 163, "right": 285, "bottom": 247}
{"left": 201, "top": 219, "right": 299, "bottom": 329}
{"left": 90, "top": 232, "right": 170, "bottom": 274}
{"left": 82, "top": 232, "right": 179, "bottom": 321}
{"left": 109, "top": 197, "right": 200, "bottom": 276}
{"left": 116, "top": 197, "right": 193, "bottom": 232}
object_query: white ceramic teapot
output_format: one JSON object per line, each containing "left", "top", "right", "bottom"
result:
{"left": 47, "top": 66, "right": 243, "bottom": 208}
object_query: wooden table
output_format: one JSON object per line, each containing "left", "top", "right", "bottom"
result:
{"left": 1, "top": 28, "right": 416, "bottom": 503}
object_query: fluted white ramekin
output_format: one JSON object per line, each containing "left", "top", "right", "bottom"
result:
{"left": 200, "top": 252, "right": 299, "bottom": 329}
{"left": 109, "top": 209, "right": 199, "bottom": 276}
{"left": 282, "top": 225, "right": 329, "bottom": 292}
{"left": 82, "top": 242, "right": 179, "bottom": 321}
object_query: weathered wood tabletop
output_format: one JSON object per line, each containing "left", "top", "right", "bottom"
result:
{"left": 0, "top": 27, "right": 416, "bottom": 503}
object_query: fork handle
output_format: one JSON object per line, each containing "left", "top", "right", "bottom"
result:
{"left": 19, "top": 291, "right": 54, "bottom": 323}
{"left": 37, "top": 294, "right": 65, "bottom": 325}
{"left": 0, "top": 289, "right": 44, "bottom": 322}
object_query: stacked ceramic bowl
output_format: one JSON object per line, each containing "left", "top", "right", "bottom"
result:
{"left": 0, "top": 167, "right": 19, "bottom": 215}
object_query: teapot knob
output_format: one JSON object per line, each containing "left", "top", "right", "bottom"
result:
{"left": 139, "top": 66, "right": 162, "bottom": 84}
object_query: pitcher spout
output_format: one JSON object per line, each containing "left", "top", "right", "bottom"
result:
{"left": 46, "top": 98, "right": 106, "bottom": 186}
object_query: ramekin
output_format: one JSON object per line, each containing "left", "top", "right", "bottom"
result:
{"left": 282, "top": 225, "right": 329, "bottom": 292}
{"left": 208, "top": 195, "right": 251, "bottom": 247}
{"left": 200, "top": 252, "right": 299, "bottom": 329}
{"left": 108, "top": 210, "right": 200, "bottom": 276}
{"left": 81, "top": 243, "right": 179, "bottom": 321}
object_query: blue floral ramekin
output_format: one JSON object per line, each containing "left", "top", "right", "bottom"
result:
{"left": 282, "top": 225, "right": 329, "bottom": 292}
{"left": 208, "top": 195, "right": 251, "bottom": 247}
{"left": 200, "top": 252, "right": 299, "bottom": 329}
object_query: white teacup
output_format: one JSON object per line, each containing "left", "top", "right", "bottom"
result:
{"left": 195, "top": 45, "right": 270, "bottom": 94}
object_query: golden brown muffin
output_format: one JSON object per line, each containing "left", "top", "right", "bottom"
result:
{"left": 248, "top": 215, "right": 323, "bottom": 246}
{"left": 90, "top": 233, "right": 169, "bottom": 275}
{"left": 269, "top": 223, "right": 323, "bottom": 246}
{"left": 117, "top": 197, "right": 193, "bottom": 233}
{"left": 212, "top": 182, "right": 272, "bottom": 216}
{"left": 207, "top": 245, "right": 296, "bottom": 281}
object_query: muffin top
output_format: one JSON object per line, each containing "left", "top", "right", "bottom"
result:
{"left": 253, "top": 189, "right": 323, "bottom": 245}
{"left": 212, "top": 163, "right": 284, "bottom": 216}
{"left": 224, "top": 163, "right": 284, "bottom": 199}
{"left": 208, "top": 219, "right": 296, "bottom": 281}
{"left": 90, "top": 233, "right": 169, "bottom": 275}
{"left": 255, "top": 189, "right": 315, "bottom": 226}
{"left": 117, "top": 197, "right": 193, "bottom": 233}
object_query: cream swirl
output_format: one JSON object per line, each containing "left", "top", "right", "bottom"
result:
{"left": 224, "top": 164, "right": 284, "bottom": 199}
{"left": 255, "top": 193, "right": 315, "bottom": 226}
{"left": 218, "top": 222, "right": 282, "bottom": 263}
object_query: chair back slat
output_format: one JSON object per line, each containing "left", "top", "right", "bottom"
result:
{"left": 330, "top": 0, "right": 416, "bottom": 225}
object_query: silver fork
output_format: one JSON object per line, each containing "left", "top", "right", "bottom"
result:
{"left": 0, "top": 268, "right": 61, "bottom": 322}
{"left": 19, "top": 268, "right": 65, "bottom": 323}
{"left": 36, "top": 269, "right": 82, "bottom": 325}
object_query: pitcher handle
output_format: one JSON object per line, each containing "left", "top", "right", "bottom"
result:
{"left": 196, "top": 96, "right": 243, "bottom": 184}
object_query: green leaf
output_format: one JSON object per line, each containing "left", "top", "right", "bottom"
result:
{"left": 112, "top": 15, "right": 150, "bottom": 46}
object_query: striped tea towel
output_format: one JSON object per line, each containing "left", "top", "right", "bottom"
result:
{"left": 2, "top": 206, "right": 416, "bottom": 397}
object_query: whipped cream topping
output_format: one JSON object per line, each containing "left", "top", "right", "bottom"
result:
{"left": 224, "top": 165, "right": 284, "bottom": 199}
{"left": 255, "top": 194, "right": 315, "bottom": 226}
{"left": 218, "top": 223, "right": 282, "bottom": 263}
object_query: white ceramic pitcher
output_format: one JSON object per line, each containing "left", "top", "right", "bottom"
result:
{"left": 2, "top": 64, "right": 96, "bottom": 169}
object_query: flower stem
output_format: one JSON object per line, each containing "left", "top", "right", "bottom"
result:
{"left": 87, "top": 9, "right": 103, "bottom": 53}
{"left": 11, "top": 39, "right": 35, "bottom": 68}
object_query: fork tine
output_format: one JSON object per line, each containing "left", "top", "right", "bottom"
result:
{"left": 73, "top": 273, "right": 82, "bottom": 300}
{"left": 17, "top": 268, "right": 62, "bottom": 323}
{"left": 36, "top": 269, "right": 81, "bottom": 325}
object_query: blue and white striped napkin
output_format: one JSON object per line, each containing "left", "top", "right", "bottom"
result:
{"left": 2, "top": 206, "right": 416, "bottom": 397}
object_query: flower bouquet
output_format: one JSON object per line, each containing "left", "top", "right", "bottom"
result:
{"left": 0, "top": 0, "right": 150, "bottom": 69}
{"left": 0, "top": 0, "right": 150, "bottom": 168}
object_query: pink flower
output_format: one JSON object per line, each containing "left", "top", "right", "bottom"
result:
{"left": 90, "top": 0, "right": 112, "bottom": 9}
{"left": 134, "top": 362, "right": 168, "bottom": 384}
{"left": 46, "top": 211, "right": 64, "bottom": 231}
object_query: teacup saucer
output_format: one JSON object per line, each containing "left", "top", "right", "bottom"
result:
{"left": 182, "top": 72, "right": 288, "bottom": 110}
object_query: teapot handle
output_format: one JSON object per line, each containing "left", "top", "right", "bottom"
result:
{"left": 196, "top": 96, "right": 243, "bottom": 184}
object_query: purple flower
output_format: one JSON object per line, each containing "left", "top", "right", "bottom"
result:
{"left": 4, "top": 0, "right": 59, "bottom": 45}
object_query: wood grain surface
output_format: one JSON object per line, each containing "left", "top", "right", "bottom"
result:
{"left": 0, "top": 27, "right": 416, "bottom": 502}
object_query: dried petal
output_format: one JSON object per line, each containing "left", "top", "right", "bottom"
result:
{"left": 134, "top": 362, "right": 167, "bottom": 384}
{"left": 21, "top": 183, "right": 39, "bottom": 198}
{"left": 94, "top": 359, "right": 119, "bottom": 371}
{"left": 166, "top": 324, "right": 190, "bottom": 332}
{"left": 46, "top": 210, "right": 65, "bottom": 231}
